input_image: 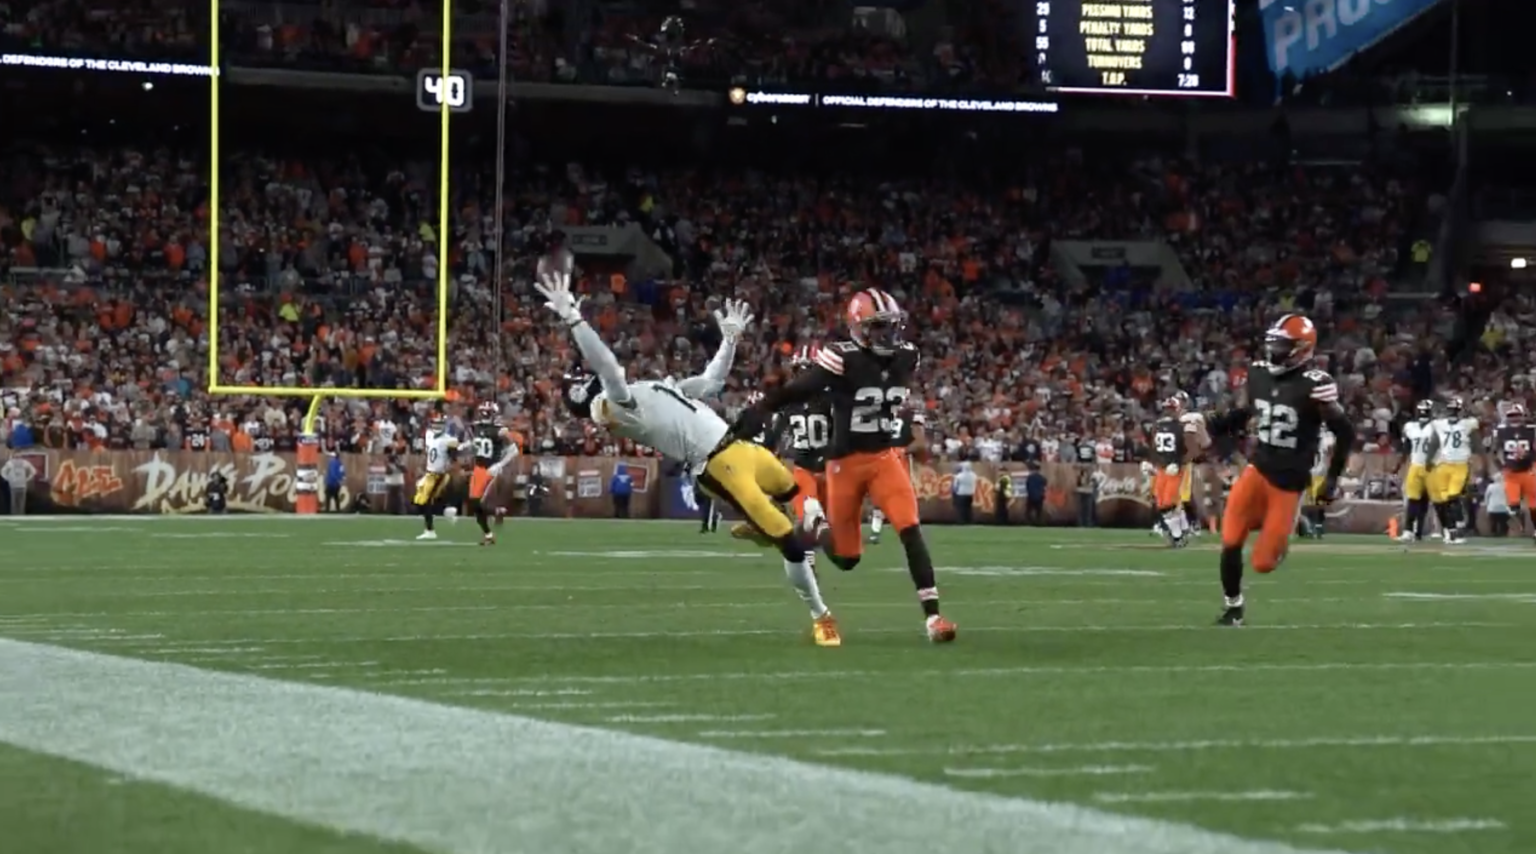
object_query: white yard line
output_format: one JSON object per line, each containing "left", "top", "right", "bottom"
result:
{"left": 607, "top": 714, "right": 777, "bottom": 724}
{"left": 1386, "top": 592, "right": 1536, "bottom": 603}
{"left": 819, "top": 734, "right": 1536, "bottom": 757}
{"left": 516, "top": 702, "right": 677, "bottom": 711}
{"left": 142, "top": 646, "right": 270, "bottom": 656}
{"left": 364, "top": 660, "right": 1536, "bottom": 687}
{"left": 0, "top": 639, "right": 1344, "bottom": 854}
{"left": 699, "top": 729, "right": 888, "bottom": 739}
{"left": 245, "top": 661, "right": 379, "bottom": 671}
{"left": 946, "top": 766, "right": 1155, "bottom": 779}
{"left": 1095, "top": 791, "right": 1311, "bottom": 804}
{"left": 1296, "top": 818, "right": 1506, "bottom": 834}
{"left": 445, "top": 688, "right": 596, "bottom": 698}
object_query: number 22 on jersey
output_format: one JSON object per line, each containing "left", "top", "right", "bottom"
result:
{"left": 1254, "top": 399, "right": 1299, "bottom": 449}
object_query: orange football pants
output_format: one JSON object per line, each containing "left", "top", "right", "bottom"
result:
{"left": 790, "top": 466, "right": 825, "bottom": 522}
{"left": 469, "top": 465, "right": 494, "bottom": 501}
{"left": 1505, "top": 470, "right": 1536, "bottom": 508}
{"left": 825, "top": 450, "right": 919, "bottom": 559}
{"left": 1220, "top": 465, "right": 1302, "bottom": 573}
{"left": 1152, "top": 468, "right": 1182, "bottom": 511}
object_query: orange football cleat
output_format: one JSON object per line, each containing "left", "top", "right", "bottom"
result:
{"left": 812, "top": 613, "right": 842, "bottom": 647}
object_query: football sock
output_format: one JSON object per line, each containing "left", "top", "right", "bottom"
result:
{"left": 1309, "top": 507, "right": 1326, "bottom": 536}
{"left": 1434, "top": 502, "right": 1454, "bottom": 533}
{"left": 474, "top": 505, "right": 491, "bottom": 535}
{"left": 1183, "top": 501, "right": 1199, "bottom": 528}
{"left": 1408, "top": 498, "right": 1428, "bottom": 537}
{"left": 1161, "top": 508, "right": 1187, "bottom": 539}
{"left": 870, "top": 512, "right": 884, "bottom": 535}
{"left": 784, "top": 558, "right": 829, "bottom": 618}
{"left": 898, "top": 526, "right": 941, "bottom": 618}
{"left": 1220, "top": 546, "right": 1244, "bottom": 601}
{"left": 422, "top": 508, "right": 435, "bottom": 532}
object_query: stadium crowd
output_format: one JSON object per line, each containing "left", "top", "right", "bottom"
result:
{"left": 0, "top": 0, "right": 1023, "bottom": 93}
{"left": 2, "top": 2, "right": 1529, "bottom": 470}
{"left": 6, "top": 133, "right": 1526, "bottom": 467}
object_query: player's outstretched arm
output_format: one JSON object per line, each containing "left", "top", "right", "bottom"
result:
{"left": 677, "top": 299, "right": 753, "bottom": 398}
{"left": 729, "top": 365, "right": 832, "bottom": 440}
{"left": 536, "top": 270, "right": 633, "bottom": 407}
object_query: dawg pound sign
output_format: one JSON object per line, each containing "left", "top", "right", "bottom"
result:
{"left": 132, "top": 452, "right": 350, "bottom": 514}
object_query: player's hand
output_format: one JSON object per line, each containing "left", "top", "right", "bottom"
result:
{"left": 714, "top": 298, "right": 754, "bottom": 341}
{"left": 488, "top": 463, "right": 505, "bottom": 479}
{"left": 1140, "top": 461, "right": 1154, "bottom": 476}
{"left": 535, "top": 269, "right": 585, "bottom": 326}
{"left": 1163, "top": 463, "right": 1180, "bottom": 476}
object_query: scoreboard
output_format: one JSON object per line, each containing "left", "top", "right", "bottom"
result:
{"left": 1034, "top": 0, "right": 1234, "bottom": 97}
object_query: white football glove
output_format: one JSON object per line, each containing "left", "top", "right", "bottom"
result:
{"left": 1164, "top": 463, "right": 1180, "bottom": 476}
{"left": 1140, "top": 461, "right": 1155, "bottom": 476}
{"left": 534, "top": 269, "right": 584, "bottom": 326}
{"left": 487, "top": 463, "right": 505, "bottom": 479}
{"left": 713, "top": 298, "right": 754, "bottom": 341}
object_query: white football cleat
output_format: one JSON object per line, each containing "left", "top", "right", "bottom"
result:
{"left": 416, "top": 530, "right": 438, "bottom": 541}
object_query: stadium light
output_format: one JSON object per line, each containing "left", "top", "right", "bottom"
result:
{"left": 1512, "top": 258, "right": 1528, "bottom": 269}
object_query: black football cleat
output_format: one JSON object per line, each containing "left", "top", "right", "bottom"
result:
{"left": 1215, "top": 606, "right": 1245, "bottom": 627}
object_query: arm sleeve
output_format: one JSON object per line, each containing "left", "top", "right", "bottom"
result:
{"left": 571, "top": 321, "right": 633, "bottom": 407}
{"left": 495, "top": 441, "right": 520, "bottom": 468}
{"left": 675, "top": 336, "right": 737, "bottom": 399}
{"left": 1323, "top": 410, "right": 1355, "bottom": 481}
{"left": 759, "top": 365, "right": 834, "bottom": 412}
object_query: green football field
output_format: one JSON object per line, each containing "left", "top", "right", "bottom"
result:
{"left": 1, "top": 515, "right": 1533, "bottom": 854}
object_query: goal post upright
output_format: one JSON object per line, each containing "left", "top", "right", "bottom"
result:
{"left": 435, "top": 0, "right": 453, "bottom": 394}
{"left": 202, "top": 0, "right": 455, "bottom": 515}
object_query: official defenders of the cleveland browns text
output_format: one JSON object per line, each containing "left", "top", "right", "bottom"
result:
{"left": 1206, "top": 314, "right": 1354, "bottom": 627}
{"left": 732, "top": 288, "right": 958, "bottom": 643}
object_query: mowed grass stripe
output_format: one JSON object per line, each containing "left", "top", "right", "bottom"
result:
{"left": 0, "top": 640, "right": 1346, "bottom": 854}
{"left": 358, "top": 661, "right": 1536, "bottom": 686}
{"left": 25, "top": 621, "right": 1509, "bottom": 645}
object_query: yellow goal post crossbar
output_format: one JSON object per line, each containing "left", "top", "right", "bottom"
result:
{"left": 203, "top": 0, "right": 456, "bottom": 436}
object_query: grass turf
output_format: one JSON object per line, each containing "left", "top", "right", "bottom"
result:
{"left": 2, "top": 515, "right": 1534, "bottom": 853}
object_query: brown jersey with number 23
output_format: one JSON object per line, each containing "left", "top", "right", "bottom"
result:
{"left": 801, "top": 340, "right": 921, "bottom": 459}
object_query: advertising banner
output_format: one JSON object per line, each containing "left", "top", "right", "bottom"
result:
{"left": 0, "top": 451, "right": 1442, "bottom": 534}
{"left": 1259, "top": 0, "right": 1442, "bottom": 82}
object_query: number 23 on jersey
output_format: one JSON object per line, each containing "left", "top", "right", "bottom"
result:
{"left": 851, "top": 386, "right": 909, "bottom": 434}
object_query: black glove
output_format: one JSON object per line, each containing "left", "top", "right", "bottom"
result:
{"left": 729, "top": 407, "right": 769, "bottom": 443}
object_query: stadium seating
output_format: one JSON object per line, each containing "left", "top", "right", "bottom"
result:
{"left": 1, "top": 3, "right": 1523, "bottom": 466}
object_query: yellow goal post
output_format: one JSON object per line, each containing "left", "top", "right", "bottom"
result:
{"left": 203, "top": 0, "right": 456, "bottom": 438}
